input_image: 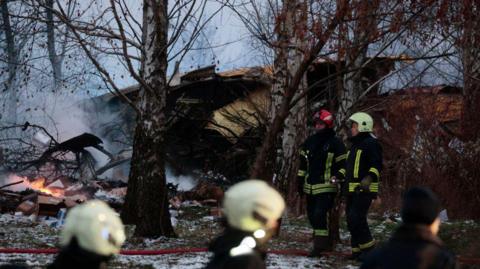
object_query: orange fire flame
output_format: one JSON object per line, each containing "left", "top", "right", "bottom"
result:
{"left": 8, "top": 175, "right": 65, "bottom": 198}
{"left": 29, "top": 177, "right": 64, "bottom": 198}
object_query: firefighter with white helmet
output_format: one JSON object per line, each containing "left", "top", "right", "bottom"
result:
{"left": 344, "top": 112, "right": 382, "bottom": 261}
{"left": 297, "top": 109, "right": 347, "bottom": 256}
{"left": 205, "top": 179, "right": 285, "bottom": 269}
{"left": 48, "top": 200, "right": 126, "bottom": 269}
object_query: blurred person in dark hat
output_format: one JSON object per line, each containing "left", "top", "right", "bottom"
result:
{"left": 360, "top": 186, "right": 456, "bottom": 269}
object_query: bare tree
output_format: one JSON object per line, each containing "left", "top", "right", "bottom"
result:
{"left": 238, "top": 0, "right": 440, "bottom": 177}
{"left": 243, "top": 1, "right": 348, "bottom": 183}
{"left": 336, "top": 0, "right": 380, "bottom": 125}
{"left": 457, "top": 1, "right": 480, "bottom": 141}
{"left": 119, "top": 0, "right": 174, "bottom": 236}
{"left": 269, "top": 0, "right": 309, "bottom": 212}
{"left": 1, "top": 0, "right": 19, "bottom": 124}
{"left": 45, "top": 0, "right": 64, "bottom": 89}
{"left": 1, "top": 0, "right": 107, "bottom": 136}
{"left": 50, "top": 0, "right": 227, "bottom": 237}
{"left": 226, "top": 3, "right": 458, "bottom": 235}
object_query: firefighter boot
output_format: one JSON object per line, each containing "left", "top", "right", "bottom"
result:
{"left": 348, "top": 250, "right": 362, "bottom": 261}
{"left": 357, "top": 245, "right": 375, "bottom": 262}
{"left": 308, "top": 236, "right": 331, "bottom": 257}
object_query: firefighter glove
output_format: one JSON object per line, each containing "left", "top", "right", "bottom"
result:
{"left": 358, "top": 176, "right": 372, "bottom": 193}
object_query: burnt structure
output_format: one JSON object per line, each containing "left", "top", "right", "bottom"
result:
{"left": 84, "top": 59, "right": 398, "bottom": 181}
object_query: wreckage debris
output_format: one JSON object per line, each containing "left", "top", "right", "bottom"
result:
{"left": 0, "top": 175, "right": 128, "bottom": 223}
{"left": 169, "top": 179, "right": 225, "bottom": 218}
{"left": 2, "top": 168, "right": 229, "bottom": 222}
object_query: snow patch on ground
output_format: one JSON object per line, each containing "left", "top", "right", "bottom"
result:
{"left": 94, "top": 189, "right": 125, "bottom": 203}
{"left": 0, "top": 253, "right": 360, "bottom": 269}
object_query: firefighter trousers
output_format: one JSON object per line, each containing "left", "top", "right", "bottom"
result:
{"left": 346, "top": 192, "right": 375, "bottom": 254}
{"left": 306, "top": 193, "right": 335, "bottom": 236}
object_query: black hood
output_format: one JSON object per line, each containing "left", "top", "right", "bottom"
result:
{"left": 392, "top": 224, "right": 444, "bottom": 247}
{"left": 208, "top": 227, "right": 266, "bottom": 258}
{"left": 304, "top": 128, "right": 335, "bottom": 149}
{"left": 48, "top": 238, "right": 111, "bottom": 269}
{"left": 314, "top": 128, "right": 335, "bottom": 139}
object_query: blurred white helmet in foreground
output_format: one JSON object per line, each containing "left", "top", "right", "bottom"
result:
{"left": 223, "top": 179, "right": 285, "bottom": 232}
{"left": 60, "top": 200, "right": 125, "bottom": 256}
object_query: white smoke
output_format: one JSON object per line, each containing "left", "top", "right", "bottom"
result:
{"left": 50, "top": 101, "right": 93, "bottom": 142}
{"left": 165, "top": 166, "right": 197, "bottom": 191}
{"left": 15, "top": 92, "right": 125, "bottom": 180}
{"left": 0, "top": 174, "right": 32, "bottom": 192}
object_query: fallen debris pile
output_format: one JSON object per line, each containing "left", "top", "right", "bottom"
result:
{"left": 0, "top": 174, "right": 127, "bottom": 223}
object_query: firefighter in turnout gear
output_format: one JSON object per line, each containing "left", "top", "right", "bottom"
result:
{"left": 205, "top": 180, "right": 285, "bottom": 269}
{"left": 344, "top": 112, "right": 382, "bottom": 261}
{"left": 297, "top": 109, "right": 347, "bottom": 257}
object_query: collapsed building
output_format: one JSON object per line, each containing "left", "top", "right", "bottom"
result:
{"left": 84, "top": 59, "right": 476, "bottom": 218}
{"left": 1, "top": 57, "right": 474, "bottom": 219}
{"left": 82, "top": 57, "right": 397, "bottom": 182}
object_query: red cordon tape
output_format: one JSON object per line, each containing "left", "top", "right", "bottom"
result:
{"left": 0, "top": 249, "right": 58, "bottom": 254}
{"left": 0, "top": 248, "right": 478, "bottom": 264}
{"left": 458, "top": 257, "right": 480, "bottom": 265}
{"left": 121, "top": 248, "right": 207, "bottom": 255}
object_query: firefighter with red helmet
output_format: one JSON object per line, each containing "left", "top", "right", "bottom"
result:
{"left": 344, "top": 112, "right": 383, "bottom": 261}
{"left": 297, "top": 109, "right": 347, "bottom": 257}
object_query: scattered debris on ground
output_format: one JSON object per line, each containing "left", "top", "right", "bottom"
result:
{"left": 0, "top": 200, "right": 478, "bottom": 268}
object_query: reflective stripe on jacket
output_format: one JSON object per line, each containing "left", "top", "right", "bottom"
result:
{"left": 345, "top": 133, "right": 382, "bottom": 193}
{"left": 297, "top": 129, "right": 346, "bottom": 195}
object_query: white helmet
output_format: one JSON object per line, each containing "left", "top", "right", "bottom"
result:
{"left": 223, "top": 179, "right": 285, "bottom": 232}
{"left": 60, "top": 200, "right": 126, "bottom": 256}
{"left": 349, "top": 112, "right": 374, "bottom": 132}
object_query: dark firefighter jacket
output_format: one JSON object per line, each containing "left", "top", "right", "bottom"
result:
{"left": 204, "top": 228, "right": 266, "bottom": 269}
{"left": 345, "top": 132, "right": 382, "bottom": 194}
{"left": 360, "top": 224, "right": 457, "bottom": 269}
{"left": 48, "top": 238, "right": 112, "bottom": 269}
{"left": 297, "top": 129, "right": 347, "bottom": 195}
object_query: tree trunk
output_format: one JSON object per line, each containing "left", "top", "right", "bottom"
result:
{"left": 250, "top": 1, "right": 346, "bottom": 182}
{"left": 46, "top": 0, "right": 63, "bottom": 89}
{"left": 336, "top": 0, "right": 378, "bottom": 126}
{"left": 460, "top": 1, "right": 480, "bottom": 141}
{"left": 121, "top": 0, "right": 174, "bottom": 237}
{"left": 1, "top": 0, "right": 17, "bottom": 125}
{"left": 272, "top": 0, "right": 308, "bottom": 214}
{"left": 332, "top": 0, "right": 379, "bottom": 246}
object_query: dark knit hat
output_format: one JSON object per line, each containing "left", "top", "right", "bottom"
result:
{"left": 401, "top": 186, "right": 441, "bottom": 225}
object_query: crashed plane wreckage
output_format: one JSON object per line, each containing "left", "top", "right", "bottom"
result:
{"left": 0, "top": 125, "right": 129, "bottom": 182}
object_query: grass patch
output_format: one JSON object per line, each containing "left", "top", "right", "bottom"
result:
{"left": 440, "top": 220, "right": 480, "bottom": 257}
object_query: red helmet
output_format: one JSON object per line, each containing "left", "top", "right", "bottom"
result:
{"left": 313, "top": 109, "right": 334, "bottom": 128}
